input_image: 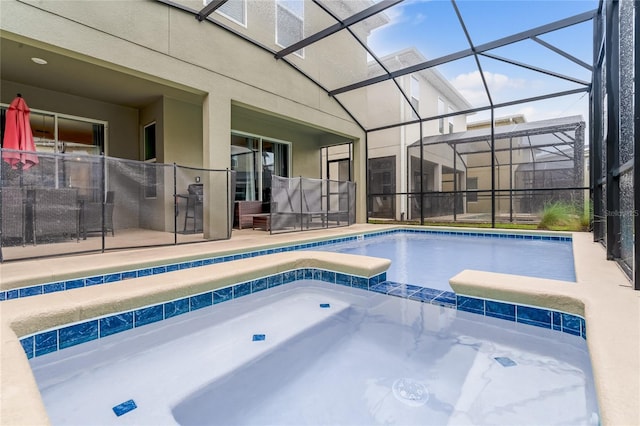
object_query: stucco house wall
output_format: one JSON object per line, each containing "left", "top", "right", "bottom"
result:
{"left": 366, "top": 48, "right": 471, "bottom": 220}
{"left": 1, "top": 0, "right": 372, "bottom": 236}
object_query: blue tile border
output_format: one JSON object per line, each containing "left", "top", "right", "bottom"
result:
{"left": 17, "top": 268, "right": 384, "bottom": 359}
{"left": 18, "top": 267, "right": 585, "bottom": 361}
{"left": 100, "top": 313, "right": 134, "bottom": 338}
{"left": 58, "top": 321, "right": 99, "bottom": 350}
{"left": 34, "top": 331, "right": 57, "bottom": 357}
{"left": 450, "top": 294, "right": 586, "bottom": 338}
{"left": 457, "top": 295, "right": 485, "bottom": 315}
{"left": 486, "top": 300, "right": 516, "bottom": 322}
{"left": 0, "top": 228, "right": 572, "bottom": 302}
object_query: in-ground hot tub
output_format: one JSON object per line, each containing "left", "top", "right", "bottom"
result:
{"left": 29, "top": 281, "right": 598, "bottom": 426}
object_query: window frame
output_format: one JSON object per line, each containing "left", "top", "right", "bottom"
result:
{"left": 410, "top": 76, "right": 420, "bottom": 120}
{"left": 438, "top": 98, "right": 445, "bottom": 134}
{"left": 143, "top": 121, "right": 157, "bottom": 199}
{"left": 213, "top": 0, "right": 247, "bottom": 27}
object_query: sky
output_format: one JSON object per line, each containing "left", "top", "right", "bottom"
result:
{"left": 364, "top": 0, "right": 598, "bottom": 126}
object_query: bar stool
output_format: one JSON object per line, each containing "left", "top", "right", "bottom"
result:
{"left": 183, "top": 183, "right": 203, "bottom": 233}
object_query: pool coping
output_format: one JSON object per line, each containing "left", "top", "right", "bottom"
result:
{"left": 0, "top": 225, "right": 638, "bottom": 425}
{"left": 449, "top": 233, "right": 639, "bottom": 426}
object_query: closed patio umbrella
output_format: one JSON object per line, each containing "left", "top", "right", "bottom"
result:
{"left": 2, "top": 94, "right": 39, "bottom": 170}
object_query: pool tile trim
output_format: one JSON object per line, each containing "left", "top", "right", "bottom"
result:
{"left": 18, "top": 269, "right": 586, "bottom": 360}
{"left": 1, "top": 228, "right": 573, "bottom": 302}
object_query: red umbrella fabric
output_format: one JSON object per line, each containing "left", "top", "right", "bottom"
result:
{"left": 2, "top": 95, "right": 39, "bottom": 170}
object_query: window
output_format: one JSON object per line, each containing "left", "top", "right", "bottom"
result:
{"left": 410, "top": 76, "right": 420, "bottom": 120}
{"left": 438, "top": 98, "right": 445, "bottom": 133}
{"left": 448, "top": 106, "right": 454, "bottom": 133}
{"left": 204, "top": 0, "right": 246, "bottom": 26}
{"left": 467, "top": 177, "right": 478, "bottom": 202}
{"left": 0, "top": 107, "right": 106, "bottom": 155}
{"left": 143, "top": 122, "right": 157, "bottom": 199}
{"left": 276, "top": 0, "right": 304, "bottom": 57}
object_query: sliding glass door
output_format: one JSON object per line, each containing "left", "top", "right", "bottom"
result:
{"left": 230, "top": 132, "right": 290, "bottom": 203}
{"left": 1, "top": 105, "right": 106, "bottom": 197}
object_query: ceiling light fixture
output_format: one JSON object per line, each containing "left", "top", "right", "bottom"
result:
{"left": 31, "top": 57, "right": 48, "bottom": 65}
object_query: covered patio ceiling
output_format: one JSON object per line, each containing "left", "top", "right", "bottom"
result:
{"left": 0, "top": 37, "right": 205, "bottom": 109}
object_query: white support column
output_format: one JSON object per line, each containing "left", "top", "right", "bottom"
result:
{"left": 435, "top": 163, "right": 442, "bottom": 191}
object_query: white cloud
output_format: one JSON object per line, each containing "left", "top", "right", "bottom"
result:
{"left": 373, "top": 0, "right": 429, "bottom": 28}
{"left": 381, "top": 7, "right": 406, "bottom": 27}
{"left": 450, "top": 70, "right": 529, "bottom": 106}
{"left": 452, "top": 70, "right": 526, "bottom": 91}
{"left": 515, "top": 106, "right": 538, "bottom": 120}
{"left": 411, "top": 13, "right": 427, "bottom": 26}
{"left": 368, "top": 0, "right": 432, "bottom": 55}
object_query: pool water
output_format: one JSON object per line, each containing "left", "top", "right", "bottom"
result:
{"left": 30, "top": 282, "right": 598, "bottom": 425}
{"left": 311, "top": 232, "right": 576, "bottom": 290}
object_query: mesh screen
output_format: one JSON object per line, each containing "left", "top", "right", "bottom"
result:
{"left": 619, "top": 172, "right": 634, "bottom": 272}
{"left": 617, "top": 0, "right": 634, "bottom": 275}
{"left": 1, "top": 150, "right": 234, "bottom": 261}
{"left": 271, "top": 175, "right": 355, "bottom": 233}
{"left": 599, "top": 64, "right": 608, "bottom": 244}
{"left": 370, "top": 188, "right": 586, "bottom": 225}
{"left": 398, "top": 120, "right": 586, "bottom": 224}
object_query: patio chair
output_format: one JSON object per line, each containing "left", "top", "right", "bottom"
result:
{"left": 234, "top": 200, "right": 266, "bottom": 229}
{"left": 82, "top": 191, "right": 115, "bottom": 238}
{"left": 32, "top": 187, "right": 80, "bottom": 244}
{"left": 1, "top": 187, "right": 26, "bottom": 246}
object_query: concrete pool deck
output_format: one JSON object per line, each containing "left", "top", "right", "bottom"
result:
{"left": 1, "top": 224, "right": 638, "bottom": 425}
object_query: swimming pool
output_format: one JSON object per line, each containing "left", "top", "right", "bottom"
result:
{"left": 312, "top": 232, "right": 575, "bottom": 291}
{"left": 1, "top": 228, "right": 574, "bottom": 301}
{"left": 30, "top": 281, "right": 598, "bottom": 425}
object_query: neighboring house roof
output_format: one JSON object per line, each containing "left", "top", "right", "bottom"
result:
{"left": 368, "top": 47, "right": 472, "bottom": 111}
{"left": 468, "top": 114, "right": 527, "bottom": 128}
{"left": 516, "top": 159, "right": 575, "bottom": 171}
{"left": 409, "top": 115, "right": 585, "bottom": 149}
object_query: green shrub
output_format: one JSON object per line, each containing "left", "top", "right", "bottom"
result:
{"left": 538, "top": 201, "right": 584, "bottom": 230}
{"left": 579, "top": 200, "right": 593, "bottom": 231}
